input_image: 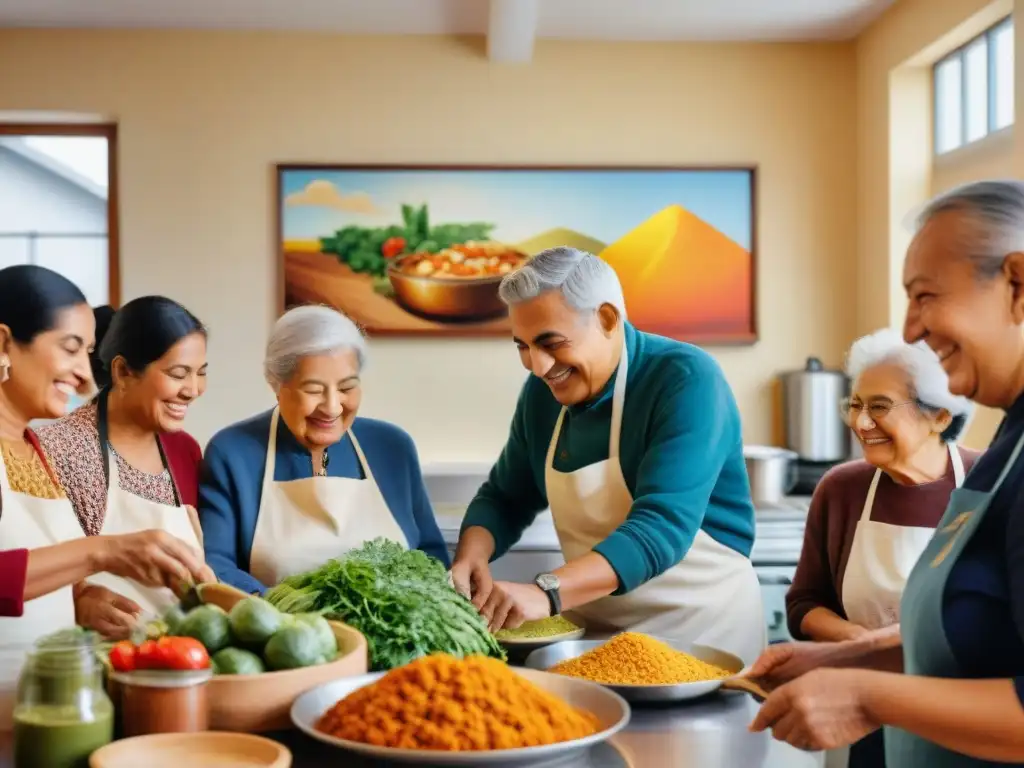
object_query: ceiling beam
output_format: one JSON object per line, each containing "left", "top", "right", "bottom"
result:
{"left": 487, "top": 0, "right": 539, "bottom": 64}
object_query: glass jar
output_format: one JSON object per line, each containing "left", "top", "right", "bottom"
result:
{"left": 13, "top": 629, "right": 114, "bottom": 768}
{"left": 111, "top": 668, "right": 212, "bottom": 737}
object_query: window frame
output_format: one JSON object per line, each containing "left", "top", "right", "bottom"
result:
{"left": 0, "top": 122, "right": 120, "bottom": 306}
{"left": 933, "top": 15, "right": 1014, "bottom": 155}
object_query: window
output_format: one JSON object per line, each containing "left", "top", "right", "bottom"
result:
{"left": 934, "top": 17, "right": 1014, "bottom": 155}
{"left": 0, "top": 124, "right": 119, "bottom": 306}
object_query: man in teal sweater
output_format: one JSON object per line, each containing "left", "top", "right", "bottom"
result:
{"left": 451, "top": 247, "right": 765, "bottom": 664}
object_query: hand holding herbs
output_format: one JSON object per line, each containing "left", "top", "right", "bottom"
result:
{"left": 264, "top": 538, "right": 506, "bottom": 671}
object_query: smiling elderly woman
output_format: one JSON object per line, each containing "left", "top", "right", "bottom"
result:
{"left": 199, "top": 305, "right": 448, "bottom": 594}
{"left": 748, "top": 180, "right": 1024, "bottom": 767}
{"left": 785, "top": 328, "right": 977, "bottom": 768}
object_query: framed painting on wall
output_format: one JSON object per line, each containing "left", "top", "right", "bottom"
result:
{"left": 276, "top": 164, "right": 757, "bottom": 344}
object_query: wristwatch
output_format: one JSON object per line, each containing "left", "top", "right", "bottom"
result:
{"left": 534, "top": 573, "right": 562, "bottom": 617}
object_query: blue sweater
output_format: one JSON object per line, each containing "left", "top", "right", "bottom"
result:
{"left": 199, "top": 409, "right": 449, "bottom": 594}
{"left": 461, "top": 322, "right": 755, "bottom": 595}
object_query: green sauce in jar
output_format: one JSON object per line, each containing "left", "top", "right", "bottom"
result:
{"left": 13, "top": 629, "right": 114, "bottom": 768}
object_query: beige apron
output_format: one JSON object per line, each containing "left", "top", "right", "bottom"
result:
{"left": 248, "top": 407, "right": 407, "bottom": 586}
{"left": 85, "top": 447, "right": 204, "bottom": 618}
{"left": 0, "top": 444, "right": 85, "bottom": 730}
{"left": 841, "top": 444, "right": 964, "bottom": 630}
{"left": 545, "top": 344, "right": 767, "bottom": 666}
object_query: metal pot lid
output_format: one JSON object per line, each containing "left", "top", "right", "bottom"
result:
{"left": 743, "top": 445, "right": 798, "bottom": 460}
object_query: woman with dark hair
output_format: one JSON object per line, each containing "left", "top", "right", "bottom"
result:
{"left": 0, "top": 267, "right": 210, "bottom": 726}
{"left": 38, "top": 295, "right": 211, "bottom": 637}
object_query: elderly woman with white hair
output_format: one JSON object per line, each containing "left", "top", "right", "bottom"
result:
{"left": 784, "top": 328, "right": 978, "bottom": 767}
{"left": 748, "top": 180, "right": 1024, "bottom": 767}
{"left": 199, "top": 305, "right": 448, "bottom": 594}
{"left": 450, "top": 246, "right": 766, "bottom": 665}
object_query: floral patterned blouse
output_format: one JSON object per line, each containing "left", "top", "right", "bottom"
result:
{"left": 37, "top": 402, "right": 177, "bottom": 535}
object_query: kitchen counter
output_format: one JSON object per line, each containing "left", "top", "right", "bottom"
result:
{"left": 0, "top": 693, "right": 822, "bottom": 767}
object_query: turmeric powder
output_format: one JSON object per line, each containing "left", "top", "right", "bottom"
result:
{"left": 550, "top": 633, "right": 732, "bottom": 685}
{"left": 316, "top": 654, "right": 601, "bottom": 751}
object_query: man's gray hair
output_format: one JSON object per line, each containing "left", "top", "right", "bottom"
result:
{"left": 264, "top": 305, "right": 367, "bottom": 391}
{"left": 498, "top": 247, "right": 627, "bottom": 318}
{"left": 845, "top": 328, "right": 974, "bottom": 443}
{"left": 916, "top": 179, "right": 1024, "bottom": 279}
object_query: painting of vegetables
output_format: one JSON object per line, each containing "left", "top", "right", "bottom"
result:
{"left": 277, "top": 165, "right": 757, "bottom": 342}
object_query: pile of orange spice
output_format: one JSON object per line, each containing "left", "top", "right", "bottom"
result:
{"left": 316, "top": 654, "right": 600, "bottom": 751}
{"left": 550, "top": 633, "right": 731, "bottom": 685}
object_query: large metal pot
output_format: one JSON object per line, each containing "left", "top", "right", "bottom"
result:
{"left": 780, "top": 357, "right": 850, "bottom": 462}
{"left": 744, "top": 445, "right": 799, "bottom": 505}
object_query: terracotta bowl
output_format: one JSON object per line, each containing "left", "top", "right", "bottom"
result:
{"left": 195, "top": 582, "right": 369, "bottom": 732}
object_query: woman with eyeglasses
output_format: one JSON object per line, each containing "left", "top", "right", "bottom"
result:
{"left": 784, "top": 328, "right": 977, "bottom": 767}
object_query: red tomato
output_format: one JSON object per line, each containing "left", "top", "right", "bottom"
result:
{"left": 134, "top": 639, "right": 165, "bottom": 670}
{"left": 108, "top": 641, "right": 137, "bottom": 673}
{"left": 157, "top": 637, "right": 211, "bottom": 671}
{"left": 381, "top": 236, "right": 406, "bottom": 259}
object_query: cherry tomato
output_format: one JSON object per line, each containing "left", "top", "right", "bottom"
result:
{"left": 134, "top": 639, "right": 166, "bottom": 670}
{"left": 381, "top": 236, "right": 406, "bottom": 259}
{"left": 156, "top": 637, "right": 210, "bottom": 670}
{"left": 108, "top": 641, "right": 137, "bottom": 672}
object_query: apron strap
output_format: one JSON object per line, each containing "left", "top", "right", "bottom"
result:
{"left": 949, "top": 443, "right": 965, "bottom": 488}
{"left": 261, "top": 407, "right": 281, "bottom": 497}
{"left": 545, "top": 408, "right": 568, "bottom": 470}
{"left": 346, "top": 430, "right": 376, "bottom": 486}
{"left": 860, "top": 468, "right": 883, "bottom": 522}
{"left": 608, "top": 341, "right": 629, "bottom": 460}
{"left": 991, "top": 428, "right": 1024, "bottom": 494}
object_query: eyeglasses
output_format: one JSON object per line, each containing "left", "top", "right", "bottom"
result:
{"left": 839, "top": 397, "right": 916, "bottom": 425}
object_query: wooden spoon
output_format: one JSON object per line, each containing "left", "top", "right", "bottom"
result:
{"left": 721, "top": 676, "right": 771, "bottom": 702}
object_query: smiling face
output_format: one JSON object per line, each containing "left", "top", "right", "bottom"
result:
{"left": 508, "top": 291, "right": 621, "bottom": 406}
{"left": 1, "top": 303, "right": 95, "bottom": 421}
{"left": 277, "top": 349, "right": 361, "bottom": 450}
{"left": 903, "top": 210, "right": 1024, "bottom": 408}
{"left": 113, "top": 332, "right": 208, "bottom": 433}
{"left": 846, "top": 362, "right": 949, "bottom": 471}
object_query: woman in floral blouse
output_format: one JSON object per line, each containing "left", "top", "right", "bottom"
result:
{"left": 38, "top": 295, "right": 211, "bottom": 637}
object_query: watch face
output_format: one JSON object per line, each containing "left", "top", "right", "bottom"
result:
{"left": 536, "top": 573, "right": 560, "bottom": 591}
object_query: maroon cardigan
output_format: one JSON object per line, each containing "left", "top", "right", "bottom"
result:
{"left": 159, "top": 431, "right": 202, "bottom": 509}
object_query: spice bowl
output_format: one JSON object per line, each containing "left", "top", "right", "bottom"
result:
{"left": 110, "top": 668, "right": 212, "bottom": 737}
{"left": 524, "top": 638, "right": 746, "bottom": 703}
{"left": 290, "top": 669, "right": 630, "bottom": 766}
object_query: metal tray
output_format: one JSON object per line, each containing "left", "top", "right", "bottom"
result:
{"left": 524, "top": 638, "right": 745, "bottom": 703}
{"left": 290, "top": 668, "right": 630, "bottom": 766}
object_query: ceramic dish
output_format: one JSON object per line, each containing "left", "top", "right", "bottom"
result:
{"left": 496, "top": 627, "right": 587, "bottom": 654}
{"left": 89, "top": 732, "right": 291, "bottom": 768}
{"left": 525, "top": 638, "right": 753, "bottom": 703}
{"left": 290, "top": 668, "right": 630, "bottom": 767}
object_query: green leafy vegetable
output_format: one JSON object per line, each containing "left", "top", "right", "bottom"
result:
{"left": 264, "top": 538, "right": 506, "bottom": 671}
{"left": 318, "top": 203, "right": 496, "bottom": 288}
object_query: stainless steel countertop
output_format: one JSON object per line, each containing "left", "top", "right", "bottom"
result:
{"left": 0, "top": 693, "right": 820, "bottom": 768}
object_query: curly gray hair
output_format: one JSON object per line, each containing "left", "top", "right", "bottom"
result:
{"left": 846, "top": 328, "right": 974, "bottom": 442}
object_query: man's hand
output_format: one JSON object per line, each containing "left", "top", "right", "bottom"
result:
{"left": 492, "top": 581, "right": 551, "bottom": 631}
{"left": 74, "top": 584, "right": 141, "bottom": 640}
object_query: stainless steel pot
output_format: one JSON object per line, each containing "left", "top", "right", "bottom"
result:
{"left": 781, "top": 357, "right": 850, "bottom": 462}
{"left": 744, "top": 445, "right": 799, "bottom": 505}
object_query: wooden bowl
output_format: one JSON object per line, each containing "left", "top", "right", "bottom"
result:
{"left": 198, "top": 582, "right": 368, "bottom": 732}
{"left": 90, "top": 732, "right": 291, "bottom": 768}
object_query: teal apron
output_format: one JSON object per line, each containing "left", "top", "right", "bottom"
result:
{"left": 886, "top": 430, "right": 1024, "bottom": 767}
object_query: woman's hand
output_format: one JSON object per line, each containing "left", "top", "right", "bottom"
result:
{"left": 749, "top": 668, "right": 878, "bottom": 751}
{"left": 745, "top": 640, "right": 856, "bottom": 690}
{"left": 74, "top": 584, "right": 141, "bottom": 640}
{"left": 91, "top": 530, "right": 214, "bottom": 589}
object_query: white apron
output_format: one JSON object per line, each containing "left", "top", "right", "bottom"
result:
{"left": 545, "top": 344, "right": 767, "bottom": 666}
{"left": 0, "top": 442, "right": 86, "bottom": 730}
{"left": 84, "top": 446, "right": 204, "bottom": 618}
{"left": 840, "top": 443, "right": 965, "bottom": 630}
{"left": 248, "top": 408, "right": 408, "bottom": 586}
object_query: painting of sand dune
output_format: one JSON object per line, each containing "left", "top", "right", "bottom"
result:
{"left": 277, "top": 165, "right": 756, "bottom": 343}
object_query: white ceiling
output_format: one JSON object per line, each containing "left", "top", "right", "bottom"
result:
{"left": 0, "top": 0, "right": 896, "bottom": 62}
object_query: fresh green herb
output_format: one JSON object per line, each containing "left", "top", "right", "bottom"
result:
{"left": 264, "top": 538, "right": 506, "bottom": 671}
{"left": 318, "top": 203, "right": 496, "bottom": 290}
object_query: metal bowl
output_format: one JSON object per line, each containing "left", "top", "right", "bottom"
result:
{"left": 497, "top": 627, "right": 587, "bottom": 655}
{"left": 290, "top": 668, "right": 630, "bottom": 767}
{"left": 524, "top": 638, "right": 745, "bottom": 703}
{"left": 387, "top": 266, "right": 508, "bottom": 321}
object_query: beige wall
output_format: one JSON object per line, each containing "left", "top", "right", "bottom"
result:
{"left": 0, "top": 31, "right": 858, "bottom": 462}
